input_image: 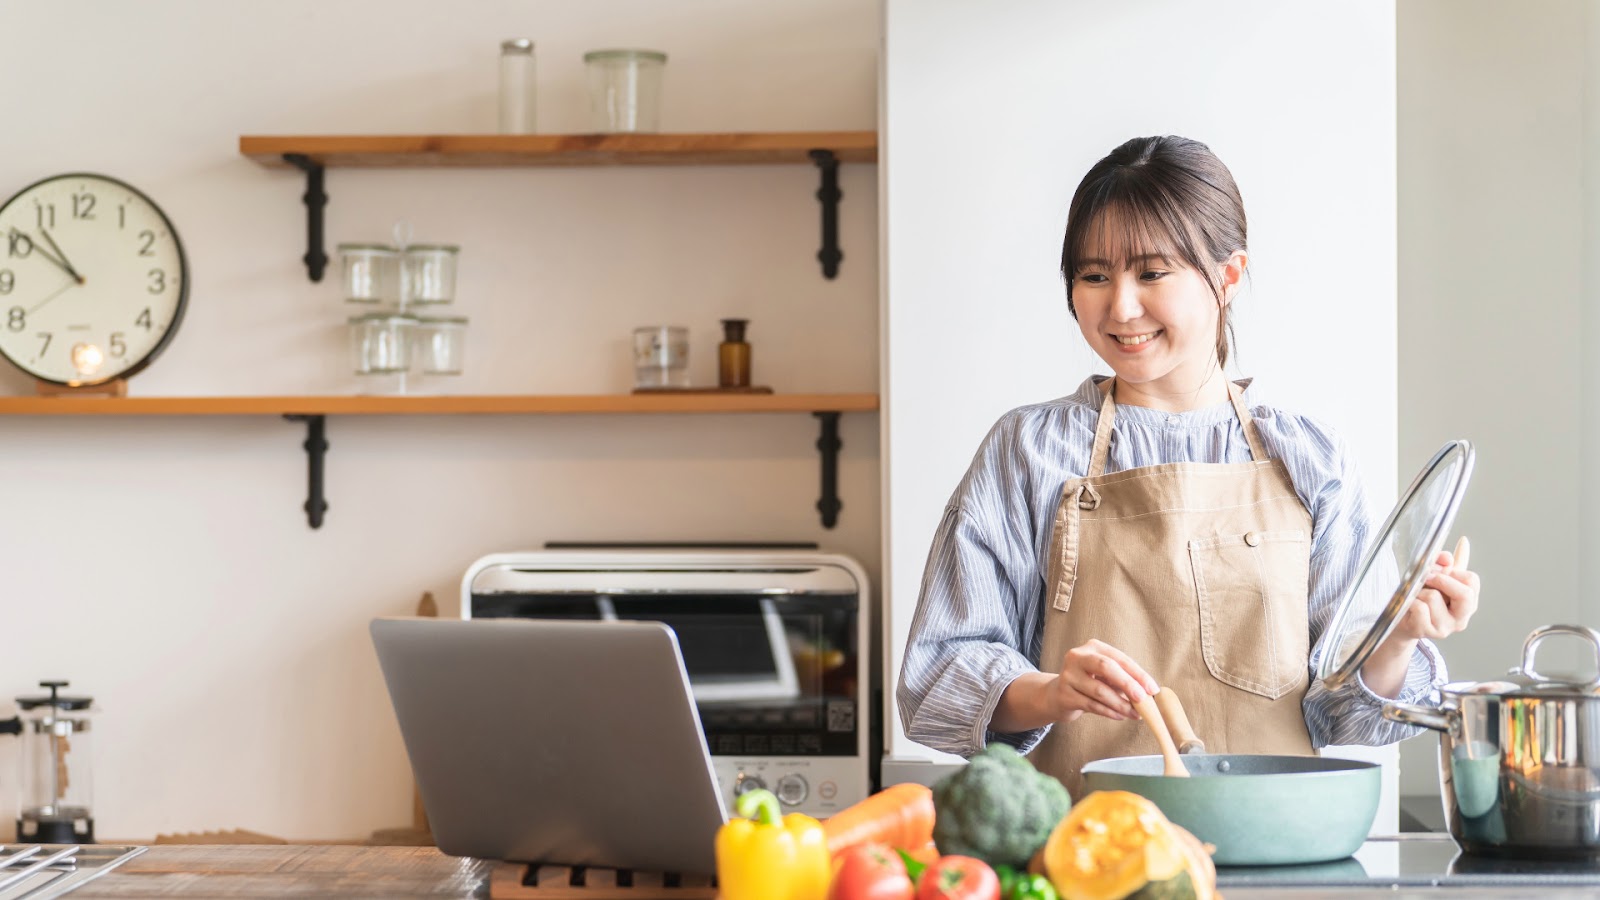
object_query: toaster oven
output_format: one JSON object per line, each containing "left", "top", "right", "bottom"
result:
{"left": 461, "top": 548, "right": 872, "bottom": 818}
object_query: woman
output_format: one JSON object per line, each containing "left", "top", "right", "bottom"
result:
{"left": 895, "top": 135, "right": 1480, "bottom": 797}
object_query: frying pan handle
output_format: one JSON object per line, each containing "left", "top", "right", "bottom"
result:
{"left": 1383, "top": 700, "right": 1457, "bottom": 733}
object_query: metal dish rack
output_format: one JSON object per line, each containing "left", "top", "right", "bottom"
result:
{"left": 0, "top": 845, "right": 147, "bottom": 899}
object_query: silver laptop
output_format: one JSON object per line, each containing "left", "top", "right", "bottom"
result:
{"left": 370, "top": 617, "right": 727, "bottom": 873}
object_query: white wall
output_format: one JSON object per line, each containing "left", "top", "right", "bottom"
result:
{"left": 882, "top": 0, "right": 1402, "bottom": 820}
{"left": 1397, "top": 0, "right": 1593, "bottom": 801}
{"left": 0, "top": 0, "right": 880, "bottom": 841}
{"left": 1588, "top": 0, "right": 1600, "bottom": 638}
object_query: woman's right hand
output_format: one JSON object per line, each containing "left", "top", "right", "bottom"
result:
{"left": 1051, "top": 639, "right": 1161, "bottom": 722}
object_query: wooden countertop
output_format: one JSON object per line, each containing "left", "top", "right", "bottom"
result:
{"left": 72, "top": 845, "right": 492, "bottom": 898}
{"left": 56, "top": 839, "right": 1600, "bottom": 899}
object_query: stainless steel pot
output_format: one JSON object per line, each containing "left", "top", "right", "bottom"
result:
{"left": 1385, "top": 624, "right": 1600, "bottom": 859}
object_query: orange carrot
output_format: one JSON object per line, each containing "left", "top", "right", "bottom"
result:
{"left": 822, "top": 783, "right": 936, "bottom": 856}
{"left": 905, "top": 840, "right": 940, "bottom": 866}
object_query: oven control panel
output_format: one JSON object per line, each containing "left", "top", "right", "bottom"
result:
{"left": 715, "top": 756, "right": 868, "bottom": 819}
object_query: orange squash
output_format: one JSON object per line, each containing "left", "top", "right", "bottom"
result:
{"left": 1040, "top": 791, "right": 1214, "bottom": 900}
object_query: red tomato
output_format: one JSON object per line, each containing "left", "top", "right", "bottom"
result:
{"left": 915, "top": 856, "right": 1000, "bottom": 900}
{"left": 829, "top": 843, "right": 914, "bottom": 900}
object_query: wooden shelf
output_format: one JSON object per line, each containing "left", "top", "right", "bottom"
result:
{"left": 3, "top": 393, "right": 875, "bottom": 530}
{"left": 0, "top": 393, "right": 879, "bottom": 417}
{"left": 240, "top": 130, "right": 873, "bottom": 282}
{"left": 239, "top": 132, "right": 877, "bottom": 168}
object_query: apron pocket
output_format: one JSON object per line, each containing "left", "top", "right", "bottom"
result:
{"left": 1188, "top": 529, "right": 1311, "bottom": 701}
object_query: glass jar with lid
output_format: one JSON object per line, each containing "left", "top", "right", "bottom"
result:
{"left": 349, "top": 313, "right": 418, "bottom": 374}
{"left": 402, "top": 245, "right": 460, "bottom": 305}
{"left": 584, "top": 49, "right": 667, "bottom": 133}
{"left": 499, "top": 39, "right": 537, "bottom": 134}
{"left": 415, "top": 316, "right": 468, "bottom": 375}
{"left": 338, "top": 243, "right": 400, "bottom": 306}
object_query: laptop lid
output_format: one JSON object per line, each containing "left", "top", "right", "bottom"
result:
{"left": 370, "top": 617, "right": 726, "bottom": 873}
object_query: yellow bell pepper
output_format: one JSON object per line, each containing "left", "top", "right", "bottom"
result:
{"left": 715, "top": 788, "right": 831, "bottom": 900}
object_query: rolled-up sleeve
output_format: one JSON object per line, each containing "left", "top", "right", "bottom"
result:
{"left": 897, "top": 506, "right": 1049, "bottom": 758}
{"left": 1302, "top": 433, "right": 1448, "bottom": 747}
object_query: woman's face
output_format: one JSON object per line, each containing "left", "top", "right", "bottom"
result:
{"left": 1070, "top": 215, "right": 1242, "bottom": 398}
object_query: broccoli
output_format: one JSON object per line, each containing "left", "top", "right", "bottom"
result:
{"left": 931, "top": 743, "right": 1073, "bottom": 870}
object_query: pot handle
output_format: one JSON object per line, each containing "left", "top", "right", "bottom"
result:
{"left": 1520, "top": 624, "right": 1600, "bottom": 685}
{"left": 1383, "top": 701, "right": 1456, "bottom": 733}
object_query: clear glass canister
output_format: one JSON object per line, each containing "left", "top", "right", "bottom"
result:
{"left": 16, "top": 682, "right": 95, "bottom": 844}
{"left": 584, "top": 49, "right": 667, "bottom": 133}
{"left": 338, "top": 243, "right": 400, "bottom": 306}
{"left": 403, "top": 245, "right": 459, "bottom": 305}
{"left": 632, "top": 325, "right": 689, "bottom": 388}
{"left": 499, "top": 38, "right": 537, "bottom": 134}
{"left": 415, "top": 316, "right": 468, "bottom": 375}
{"left": 350, "top": 313, "right": 417, "bottom": 374}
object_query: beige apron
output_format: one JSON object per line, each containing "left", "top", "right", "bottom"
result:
{"left": 1034, "top": 377, "right": 1316, "bottom": 798}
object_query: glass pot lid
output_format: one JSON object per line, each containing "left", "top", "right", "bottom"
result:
{"left": 1316, "top": 439, "right": 1475, "bottom": 690}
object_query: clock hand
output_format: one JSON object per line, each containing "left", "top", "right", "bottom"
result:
{"left": 36, "top": 228, "right": 84, "bottom": 284}
{"left": 6, "top": 228, "right": 78, "bottom": 283}
{"left": 27, "top": 277, "right": 77, "bottom": 315}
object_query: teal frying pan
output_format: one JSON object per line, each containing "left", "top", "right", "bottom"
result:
{"left": 1080, "top": 689, "right": 1381, "bottom": 866}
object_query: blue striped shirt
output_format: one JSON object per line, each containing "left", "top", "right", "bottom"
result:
{"left": 897, "top": 375, "right": 1444, "bottom": 759}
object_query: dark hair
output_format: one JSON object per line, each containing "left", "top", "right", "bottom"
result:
{"left": 1060, "top": 135, "right": 1247, "bottom": 369}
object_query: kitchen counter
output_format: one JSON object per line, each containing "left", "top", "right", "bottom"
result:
{"left": 52, "top": 837, "right": 1600, "bottom": 898}
{"left": 67, "top": 845, "right": 491, "bottom": 898}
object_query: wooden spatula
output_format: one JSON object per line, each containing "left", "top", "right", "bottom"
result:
{"left": 1133, "top": 692, "right": 1190, "bottom": 778}
{"left": 1154, "top": 688, "right": 1205, "bottom": 755}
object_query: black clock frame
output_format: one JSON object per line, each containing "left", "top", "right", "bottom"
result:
{"left": 0, "top": 172, "right": 189, "bottom": 386}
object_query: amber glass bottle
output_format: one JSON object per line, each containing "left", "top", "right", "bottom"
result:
{"left": 718, "top": 318, "right": 751, "bottom": 388}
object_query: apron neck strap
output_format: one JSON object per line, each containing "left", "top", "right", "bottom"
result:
{"left": 1225, "top": 378, "right": 1269, "bottom": 461}
{"left": 1089, "top": 376, "right": 1268, "bottom": 477}
{"left": 1088, "top": 378, "right": 1118, "bottom": 477}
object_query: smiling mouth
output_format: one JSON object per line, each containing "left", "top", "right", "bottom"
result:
{"left": 1113, "top": 330, "right": 1163, "bottom": 345}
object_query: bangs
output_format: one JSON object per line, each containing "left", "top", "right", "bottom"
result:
{"left": 1065, "top": 191, "right": 1209, "bottom": 281}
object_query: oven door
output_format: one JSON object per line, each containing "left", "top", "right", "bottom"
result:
{"left": 464, "top": 552, "right": 870, "bottom": 814}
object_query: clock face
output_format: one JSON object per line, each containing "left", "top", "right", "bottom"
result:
{"left": 0, "top": 173, "right": 187, "bottom": 385}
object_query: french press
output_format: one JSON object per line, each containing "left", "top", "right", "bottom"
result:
{"left": 0, "top": 681, "right": 97, "bottom": 843}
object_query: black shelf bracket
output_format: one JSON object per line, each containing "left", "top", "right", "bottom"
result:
{"left": 809, "top": 149, "right": 842, "bottom": 279}
{"left": 284, "top": 415, "right": 329, "bottom": 529}
{"left": 814, "top": 411, "right": 842, "bottom": 529}
{"left": 284, "top": 154, "right": 328, "bottom": 283}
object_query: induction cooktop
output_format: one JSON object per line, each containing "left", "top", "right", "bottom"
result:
{"left": 1216, "top": 836, "right": 1600, "bottom": 889}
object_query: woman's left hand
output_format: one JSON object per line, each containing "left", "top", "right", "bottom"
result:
{"left": 1389, "top": 546, "right": 1480, "bottom": 643}
{"left": 1361, "top": 544, "right": 1479, "bottom": 698}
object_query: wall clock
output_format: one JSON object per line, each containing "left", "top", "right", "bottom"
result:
{"left": 0, "top": 173, "right": 188, "bottom": 388}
